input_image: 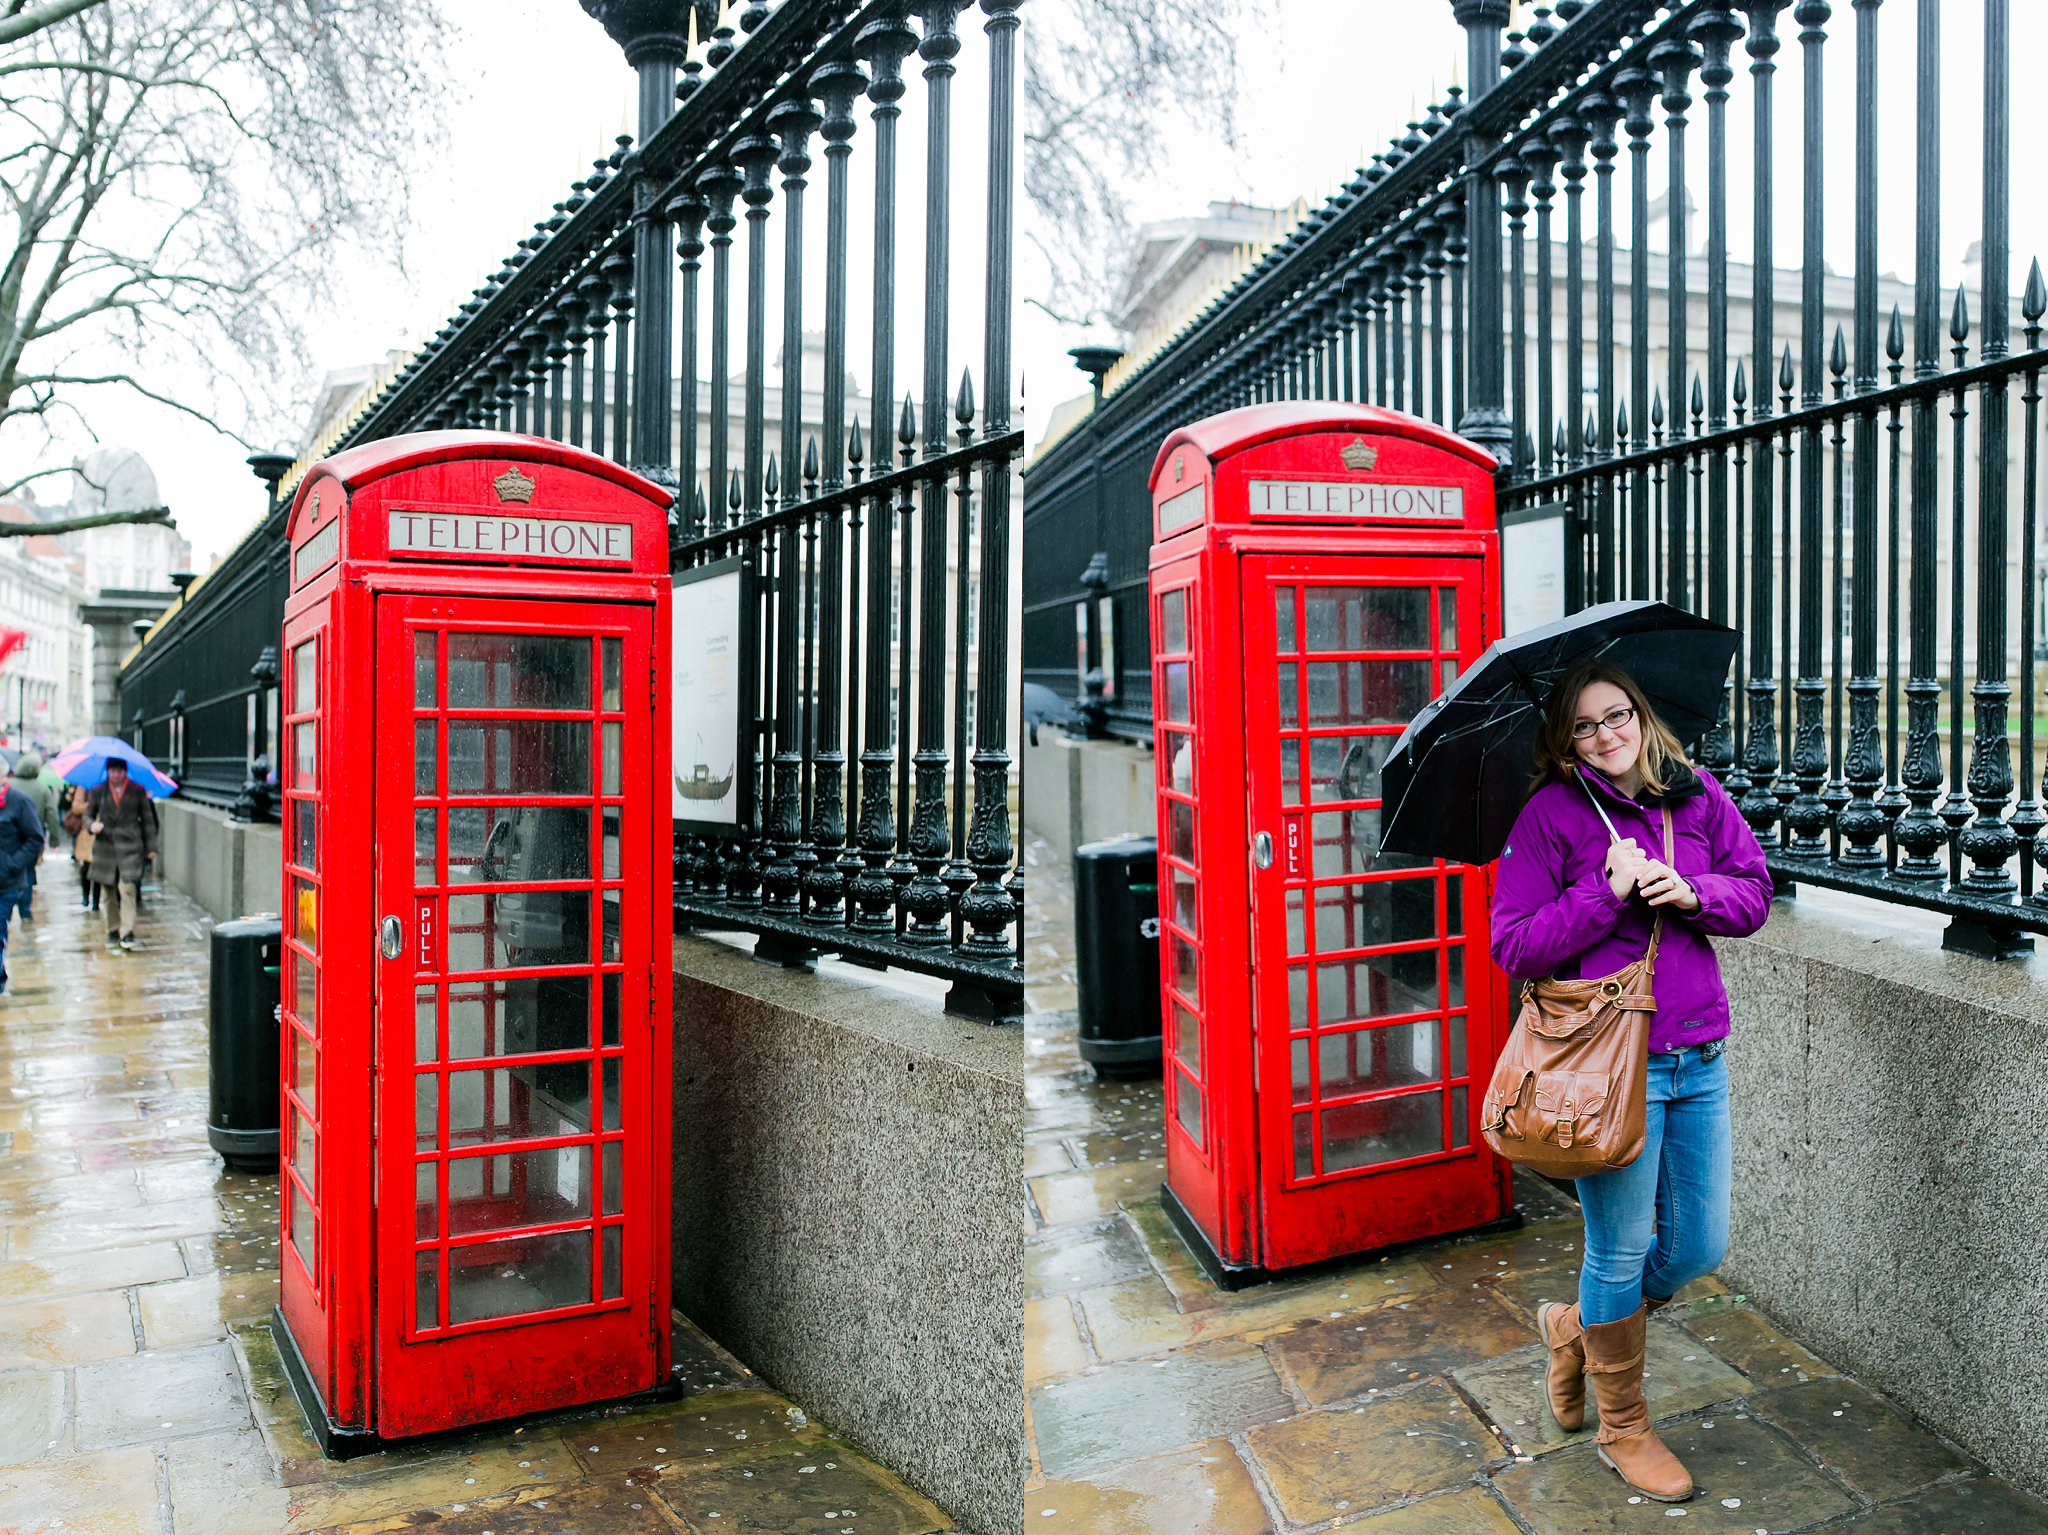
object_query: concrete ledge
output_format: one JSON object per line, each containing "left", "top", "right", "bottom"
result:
{"left": 1021, "top": 728, "right": 1155, "bottom": 866}
{"left": 154, "top": 797, "right": 281, "bottom": 923}
{"left": 1718, "top": 887, "right": 2048, "bottom": 1498}
{"left": 673, "top": 934, "right": 1025, "bottom": 1535}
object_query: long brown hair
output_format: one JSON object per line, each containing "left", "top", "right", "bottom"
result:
{"left": 1531, "top": 660, "right": 1692, "bottom": 795}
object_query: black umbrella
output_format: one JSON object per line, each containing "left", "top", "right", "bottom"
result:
{"left": 1376, "top": 601, "right": 1739, "bottom": 867}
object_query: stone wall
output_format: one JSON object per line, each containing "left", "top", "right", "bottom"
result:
{"left": 1717, "top": 886, "right": 2048, "bottom": 1498}
{"left": 673, "top": 936, "right": 1025, "bottom": 1535}
{"left": 153, "top": 798, "right": 281, "bottom": 924}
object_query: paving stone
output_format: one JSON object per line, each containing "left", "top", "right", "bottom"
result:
{"left": 164, "top": 1428, "right": 295, "bottom": 1535}
{"left": 0, "top": 1369, "right": 67, "bottom": 1465}
{"left": 75, "top": 1340, "right": 251, "bottom": 1449}
{"left": 1120, "top": 1193, "right": 1214, "bottom": 1299}
{"left": 1029, "top": 1340, "right": 1295, "bottom": 1479}
{"left": 1068, "top": 1125, "right": 1170, "bottom": 1168}
{"left": 1492, "top": 1412, "right": 1861, "bottom": 1533}
{"left": 1026, "top": 1212, "right": 1154, "bottom": 1298}
{"left": 1071, "top": 1274, "right": 1200, "bottom": 1362}
{"left": 179, "top": 1224, "right": 282, "bottom": 1276}
{"left": 1427, "top": 1219, "right": 1585, "bottom": 1287}
{"left": 667, "top": 1313, "right": 757, "bottom": 1396}
{"left": 564, "top": 1388, "right": 819, "bottom": 1476}
{"left": 651, "top": 1437, "right": 952, "bottom": 1533}
{"left": 0, "top": 1238, "right": 185, "bottom": 1302}
{"left": 1029, "top": 1158, "right": 1168, "bottom": 1227}
{"left": 1242, "top": 1379, "right": 1501, "bottom": 1526}
{"left": 138, "top": 1271, "right": 279, "bottom": 1351}
{"left": 1025, "top": 1135, "right": 1076, "bottom": 1178}
{"left": 309, "top": 1478, "right": 689, "bottom": 1535}
{"left": 0, "top": 1165, "right": 145, "bottom": 1220}
{"left": 1683, "top": 1305, "right": 1840, "bottom": 1385}
{"left": 1026, "top": 1295, "right": 1091, "bottom": 1383}
{"left": 1822, "top": 1475, "right": 2048, "bottom": 1532}
{"left": 0, "top": 1286, "right": 137, "bottom": 1369}
{"left": 1451, "top": 1320, "right": 1750, "bottom": 1455}
{"left": 284, "top": 1442, "right": 569, "bottom": 1531}
{"left": 0, "top": 1444, "right": 163, "bottom": 1534}
{"left": 1510, "top": 1169, "right": 1583, "bottom": 1222}
{"left": 1024, "top": 1438, "right": 1272, "bottom": 1534}
{"left": 1264, "top": 1285, "right": 1536, "bottom": 1406}
{"left": 1747, "top": 1378, "right": 1970, "bottom": 1503}
{"left": 1342, "top": 1485, "right": 1526, "bottom": 1534}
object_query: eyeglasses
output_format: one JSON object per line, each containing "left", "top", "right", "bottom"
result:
{"left": 1570, "top": 705, "right": 1637, "bottom": 741}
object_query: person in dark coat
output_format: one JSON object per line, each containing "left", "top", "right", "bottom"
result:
{"left": 85, "top": 760, "right": 156, "bottom": 951}
{"left": 0, "top": 773, "right": 45, "bottom": 991}
{"left": 8, "top": 752, "right": 58, "bottom": 921}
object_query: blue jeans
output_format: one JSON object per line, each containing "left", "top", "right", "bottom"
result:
{"left": 1575, "top": 1044, "right": 1732, "bottom": 1325}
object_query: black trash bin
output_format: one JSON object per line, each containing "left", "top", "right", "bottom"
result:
{"left": 208, "top": 916, "right": 283, "bottom": 1172}
{"left": 1073, "top": 836, "right": 1163, "bottom": 1078}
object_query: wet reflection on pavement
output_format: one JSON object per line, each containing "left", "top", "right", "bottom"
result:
{"left": 0, "top": 878, "right": 954, "bottom": 1533}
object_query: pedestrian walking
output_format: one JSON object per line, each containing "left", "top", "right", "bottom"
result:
{"left": 8, "top": 752, "right": 60, "bottom": 922}
{"left": 0, "top": 766, "right": 44, "bottom": 993}
{"left": 1488, "top": 660, "right": 1772, "bottom": 1503}
{"left": 63, "top": 784, "right": 98, "bottom": 912}
{"left": 85, "top": 759, "right": 157, "bottom": 951}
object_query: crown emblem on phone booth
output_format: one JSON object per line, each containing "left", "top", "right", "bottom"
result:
{"left": 493, "top": 466, "right": 535, "bottom": 504}
{"left": 1339, "top": 438, "right": 1378, "bottom": 471}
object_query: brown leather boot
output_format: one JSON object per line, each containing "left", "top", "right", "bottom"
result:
{"left": 1581, "top": 1308, "right": 1694, "bottom": 1502}
{"left": 1536, "top": 1300, "right": 1586, "bottom": 1431}
{"left": 1643, "top": 1293, "right": 1671, "bottom": 1316}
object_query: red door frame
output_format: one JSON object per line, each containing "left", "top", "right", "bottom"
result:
{"left": 371, "top": 590, "right": 662, "bottom": 1436}
{"left": 1239, "top": 551, "right": 1510, "bottom": 1271}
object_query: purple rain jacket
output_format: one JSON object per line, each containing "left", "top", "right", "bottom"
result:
{"left": 1488, "top": 763, "right": 1774, "bottom": 1054}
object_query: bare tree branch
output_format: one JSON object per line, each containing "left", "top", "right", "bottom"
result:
{"left": 1024, "top": 0, "right": 1265, "bottom": 332}
{"left": 0, "top": 0, "right": 103, "bottom": 49}
{"left": 0, "top": 501, "right": 163, "bottom": 534}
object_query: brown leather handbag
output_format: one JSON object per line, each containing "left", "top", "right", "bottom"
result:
{"left": 1481, "top": 806, "right": 1671, "bottom": 1180}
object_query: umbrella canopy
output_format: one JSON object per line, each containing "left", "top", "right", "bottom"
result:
{"left": 1376, "top": 601, "right": 1738, "bottom": 867}
{"left": 48, "top": 737, "right": 177, "bottom": 797}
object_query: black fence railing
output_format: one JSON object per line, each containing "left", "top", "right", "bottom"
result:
{"left": 1023, "top": 0, "right": 2048, "bottom": 959}
{"left": 123, "top": 0, "right": 1021, "bottom": 1019}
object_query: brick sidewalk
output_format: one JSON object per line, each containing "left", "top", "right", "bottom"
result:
{"left": 0, "top": 876, "right": 952, "bottom": 1535}
{"left": 1023, "top": 833, "right": 2048, "bottom": 1533}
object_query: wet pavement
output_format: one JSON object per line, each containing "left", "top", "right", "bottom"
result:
{"left": 0, "top": 876, "right": 954, "bottom": 1534}
{"left": 1022, "top": 832, "right": 2048, "bottom": 1533}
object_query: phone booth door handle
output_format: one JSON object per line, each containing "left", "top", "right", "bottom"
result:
{"left": 1252, "top": 832, "right": 1274, "bottom": 869}
{"left": 379, "top": 915, "right": 403, "bottom": 960}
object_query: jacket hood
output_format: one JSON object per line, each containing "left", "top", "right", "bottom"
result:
{"left": 13, "top": 753, "right": 39, "bottom": 776}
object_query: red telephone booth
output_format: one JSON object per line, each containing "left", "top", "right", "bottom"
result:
{"left": 1147, "top": 403, "right": 1516, "bottom": 1285}
{"left": 276, "top": 430, "right": 675, "bottom": 1449}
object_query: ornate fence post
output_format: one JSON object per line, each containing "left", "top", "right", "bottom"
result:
{"left": 1450, "top": 0, "right": 1513, "bottom": 471}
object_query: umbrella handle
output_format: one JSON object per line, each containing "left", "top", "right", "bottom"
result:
{"left": 1576, "top": 770, "right": 1626, "bottom": 845}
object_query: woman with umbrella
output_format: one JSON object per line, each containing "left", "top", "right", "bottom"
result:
{"left": 1490, "top": 660, "right": 1771, "bottom": 1502}
{"left": 1379, "top": 604, "right": 1772, "bottom": 1504}
{"left": 54, "top": 739, "right": 171, "bottom": 953}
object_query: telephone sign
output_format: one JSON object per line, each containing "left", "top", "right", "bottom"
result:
{"left": 1147, "top": 403, "right": 1517, "bottom": 1284}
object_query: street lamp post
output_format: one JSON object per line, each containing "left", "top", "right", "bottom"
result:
{"left": 1068, "top": 344, "right": 1122, "bottom": 738}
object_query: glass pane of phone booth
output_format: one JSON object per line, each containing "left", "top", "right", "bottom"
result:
{"left": 282, "top": 632, "right": 323, "bottom": 1290}
{"left": 408, "top": 628, "right": 627, "bottom": 1333}
{"left": 1271, "top": 579, "right": 1471, "bottom": 1185}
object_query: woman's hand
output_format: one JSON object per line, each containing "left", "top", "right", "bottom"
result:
{"left": 1604, "top": 837, "right": 1648, "bottom": 899}
{"left": 1636, "top": 858, "right": 1700, "bottom": 911}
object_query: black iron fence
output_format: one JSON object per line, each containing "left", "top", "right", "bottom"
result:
{"left": 1024, "top": 0, "right": 2048, "bottom": 958}
{"left": 124, "top": 0, "right": 1022, "bottom": 1018}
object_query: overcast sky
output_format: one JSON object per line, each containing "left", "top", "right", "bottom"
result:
{"left": 1021, "top": 1, "right": 2048, "bottom": 455}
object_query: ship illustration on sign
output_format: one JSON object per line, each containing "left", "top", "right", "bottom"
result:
{"left": 675, "top": 736, "right": 734, "bottom": 802}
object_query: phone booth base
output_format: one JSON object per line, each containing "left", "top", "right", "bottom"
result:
{"left": 276, "top": 431, "right": 679, "bottom": 1448}
{"left": 1148, "top": 404, "right": 1520, "bottom": 1282}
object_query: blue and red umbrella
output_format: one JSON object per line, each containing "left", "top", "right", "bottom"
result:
{"left": 48, "top": 737, "right": 177, "bottom": 797}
